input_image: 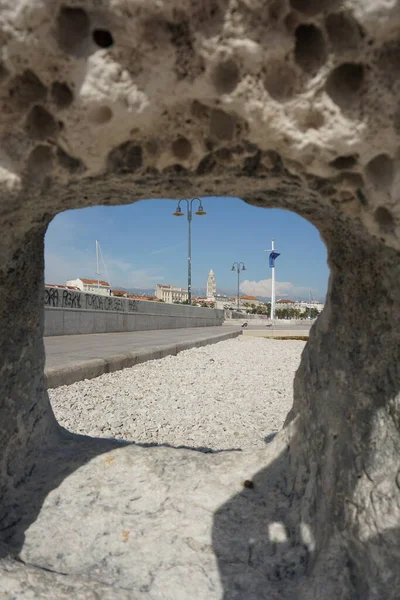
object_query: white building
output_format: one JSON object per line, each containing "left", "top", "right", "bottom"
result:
{"left": 206, "top": 269, "right": 217, "bottom": 300}
{"left": 293, "top": 300, "right": 324, "bottom": 313}
{"left": 240, "top": 295, "right": 262, "bottom": 307}
{"left": 155, "top": 284, "right": 189, "bottom": 303}
{"left": 66, "top": 277, "right": 111, "bottom": 296}
{"left": 214, "top": 294, "right": 239, "bottom": 310}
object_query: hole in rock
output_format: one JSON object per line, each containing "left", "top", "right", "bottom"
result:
{"left": 365, "top": 154, "right": 394, "bottom": 190}
{"left": 107, "top": 141, "right": 143, "bottom": 173}
{"left": 325, "top": 13, "right": 362, "bottom": 52}
{"left": 9, "top": 70, "right": 47, "bottom": 109}
{"left": 44, "top": 200, "right": 328, "bottom": 449}
{"left": 26, "top": 145, "right": 53, "bottom": 172}
{"left": 263, "top": 63, "right": 298, "bottom": 101}
{"left": 51, "top": 82, "right": 74, "bottom": 109}
{"left": 56, "top": 147, "right": 86, "bottom": 174}
{"left": 330, "top": 155, "right": 358, "bottom": 170}
{"left": 92, "top": 29, "right": 114, "bottom": 48}
{"left": 57, "top": 7, "right": 90, "bottom": 55}
{"left": 325, "top": 63, "right": 365, "bottom": 108}
{"left": 211, "top": 58, "right": 240, "bottom": 94}
{"left": 171, "top": 136, "right": 192, "bottom": 160}
{"left": 374, "top": 206, "right": 395, "bottom": 234}
{"left": 209, "top": 109, "right": 235, "bottom": 140}
{"left": 88, "top": 105, "right": 113, "bottom": 125}
{"left": 25, "top": 105, "right": 59, "bottom": 140}
{"left": 295, "top": 25, "right": 327, "bottom": 74}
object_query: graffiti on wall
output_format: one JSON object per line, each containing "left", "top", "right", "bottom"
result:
{"left": 44, "top": 287, "right": 139, "bottom": 313}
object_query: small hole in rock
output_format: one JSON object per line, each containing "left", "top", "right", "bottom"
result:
{"left": 285, "top": 12, "right": 299, "bottom": 33}
{"left": 56, "top": 147, "right": 85, "bottom": 174}
{"left": 191, "top": 100, "right": 209, "bottom": 119}
{"left": 9, "top": 70, "right": 47, "bottom": 109}
{"left": 212, "top": 59, "right": 240, "bottom": 94}
{"left": 57, "top": 7, "right": 90, "bottom": 55}
{"left": 365, "top": 154, "right": 394, "bottom": 190}
{"left": 26, "top": 145, "right": 53, "bottom": 171}
{"left": 145, "top": 140, "right": 159, "bottom": 155}
{"left": 107, "top": 141, "right": 143, "bottom": 173}
{"left": 25, "top": 105, "right": 59, "bottom": 140}
{"left": 336, "top": 172, "right": 364, "bottom": 190}
{"left": 295, "top": 25, "right": 327, "bottom": 74}
{"left": 51, "top": 82, "right": 73, "bottom": 109}
{"left": 330, "top": 155, "right": 358, "bottom": 170}
{"left": 325, "top": 63, "right": 364, "bottom": 108}
{"left": 92, "top": 29, "right": 114, "bottom": 48}
{"left": 374, "top": 206, "right": 395, "bottom": 234}
{"left": 264, "top": 64, "right": 297, "bottom": 101}
{"left": 89, "top": 106, "right": 113, "bottom": 125}
{"left": 0, "top": 62, "right": 8, "bottom": 81}
{"left": 171, "top": 137, "right": 192, "bottom": 160}
{"left": 209, "top": 109, "right": 235, "bottom": 140}
{"left": 243, "top": 480, "right": 254, "bottom": 489}
{"left": 302, "top": 110, "right": 324, "bottom": 130}
{"left": 325, "top": 13, "right": 361, "bottom": 52}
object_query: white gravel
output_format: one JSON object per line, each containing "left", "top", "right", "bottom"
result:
{"left": 49, "top": 337, "right": 305, "bottom": 450}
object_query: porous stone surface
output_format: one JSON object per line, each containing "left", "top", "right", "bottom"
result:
{"left": 0, "top": 1, "right": 399, "bottom": 598}
{"left": 50, "top": 337, "right": 302, "bottom": 448}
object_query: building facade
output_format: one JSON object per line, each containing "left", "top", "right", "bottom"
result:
{"left": 240, "top": 295, "right": 262, "bottom": 307}
{"left": 206, "top": 269, "right": 217, "bottom": 300}
{"left": 293, "top": 300, "right": 324, "bottom": 313}
{"left": 155, "top": 284, "right": 189, "bottom": 303}
{"left": 66, "top": 278, "right": 111, "bottom": 296}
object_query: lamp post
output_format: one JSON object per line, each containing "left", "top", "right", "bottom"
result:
{"left": 172, "top": 198, "right": 206, "bottom": 305}
{"left": 231, "top": 262, "right": 246, "bottom": 311}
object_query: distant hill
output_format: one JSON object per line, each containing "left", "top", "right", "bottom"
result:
{"left": 118, "top": 287, "right": 156, "bottom": 296}
{"left": 114, "top": 286, "right": 320, "bottom": 303}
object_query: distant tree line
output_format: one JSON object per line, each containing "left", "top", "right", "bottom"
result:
{"left": 174, "top": 300, "right": 215, "bottom": 308}
{"left": 241, "top": 302, "right": 319, "bottom": 320}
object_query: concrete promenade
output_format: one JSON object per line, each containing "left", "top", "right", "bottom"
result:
{"left": 223, "top": 320, "right": 313, "bottom": 338}
{"left": 45, "top": 326, "right": 241, "bottom": 389}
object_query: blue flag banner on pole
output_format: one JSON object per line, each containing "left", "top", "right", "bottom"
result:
{"left": 269, "top": 251, "right": 280, "bottom": 268}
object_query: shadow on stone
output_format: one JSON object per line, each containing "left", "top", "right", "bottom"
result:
{"left": 1, "top": 424, "right": 242, "bottom": 561}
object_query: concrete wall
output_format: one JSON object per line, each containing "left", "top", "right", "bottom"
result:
{"left": 224, "top": 310, "right": 261, "bottom": 319}
{"left": 44, "top": 287, "right": 224, "bottom": 336}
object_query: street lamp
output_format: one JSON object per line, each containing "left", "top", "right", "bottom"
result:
{"left": 172, "top": 198, "right": 206, "bottom": 304}
{"left": 231, "top": 262, "right": 246, "bottom": 311}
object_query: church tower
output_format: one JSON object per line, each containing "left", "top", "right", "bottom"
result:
{"left": 207, "top": 269, "right": 216, "bottom": 300}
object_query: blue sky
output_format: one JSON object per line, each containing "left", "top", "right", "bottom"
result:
{"left": 45, "top": 197, "right": 329, "bottom": 300}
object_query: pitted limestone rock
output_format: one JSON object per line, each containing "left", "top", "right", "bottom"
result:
{"left": 0, "top": 2, "right": 399, "bottom": 599}
{"left": 0, "top": 0, "right": 399, "bottom": 246}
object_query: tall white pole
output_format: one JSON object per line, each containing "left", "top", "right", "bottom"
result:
{"left": 266, "top": 239, "right": 279, "bottom": 321}
{"left": 271, "top": 238, "right": 275, "bottom": 320}
{"left": 96, "top": 240, "right": 100, "bottom": 289}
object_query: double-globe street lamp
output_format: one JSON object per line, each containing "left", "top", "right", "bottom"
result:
{"left": 173, "top": 198, "right": 206, "bottom": 305}
{"left": 231, "top": 262, "right": 246, "bottom": 311}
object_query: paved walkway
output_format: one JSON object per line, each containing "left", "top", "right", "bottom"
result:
{"left": 223, "top": 321, "right": 312, "bottom": 338}
{"left": 45, "top": 327, "right": 240, "bottom": 388}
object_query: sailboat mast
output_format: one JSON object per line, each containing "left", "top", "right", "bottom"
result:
{"left": 96, "top": 240, "right": 100, "bottom": 289}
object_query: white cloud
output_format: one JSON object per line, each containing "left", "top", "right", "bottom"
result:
{"left": 45, "top": 251, "right": 164, "bottom": 290}
{"left": 150, "top": 242, "right": 186, "bottom": 255}
{"left": 105, "top": 258, "right": 133, "bottom": 272}
{"left": 127, "top": 269, "right": 164, "bottom": 289}
{"left": 240, "top": 278, "right": 314, "bottom": 300}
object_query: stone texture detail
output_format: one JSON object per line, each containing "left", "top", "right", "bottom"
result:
{"left": 0, "top": 1, "right": 399, "bottom": 598}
